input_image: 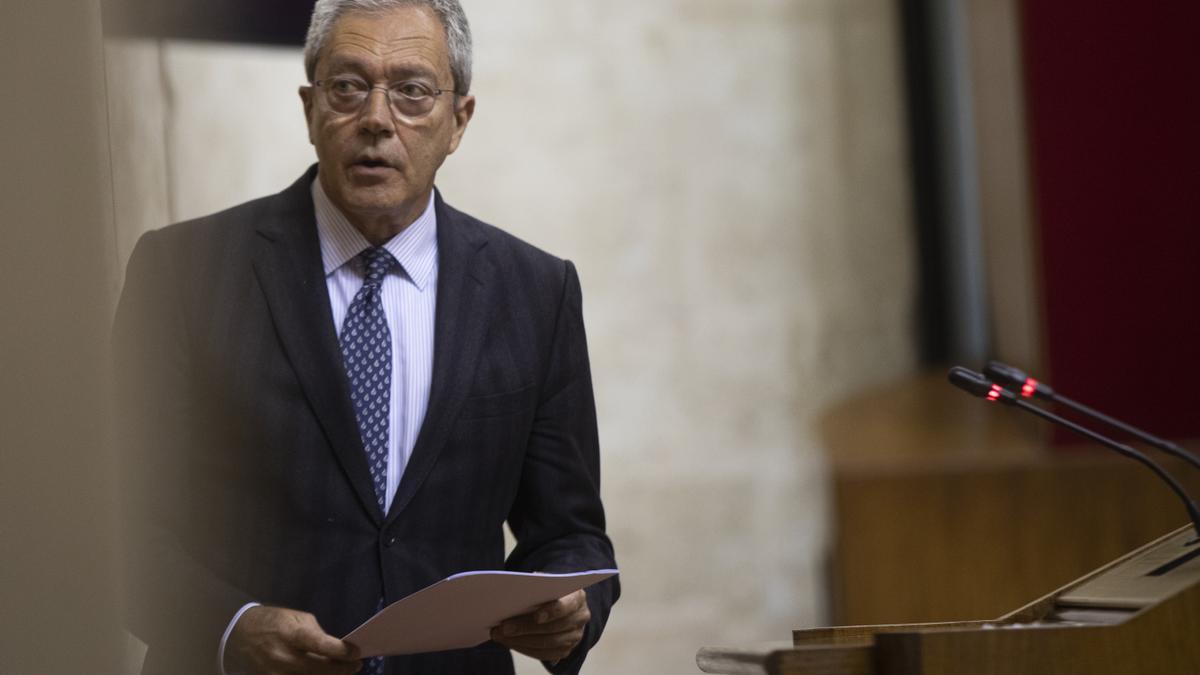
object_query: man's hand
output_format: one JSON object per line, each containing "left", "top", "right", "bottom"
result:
{"left": 226, "top": 606, "right": 361, "bottom": 675}
{"left": 490, "top": 589, "right": 590, "bottom": 664}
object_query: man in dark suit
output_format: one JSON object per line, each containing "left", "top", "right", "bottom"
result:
{"left": 114, "top": 1, "right": 618, "bottom": 673}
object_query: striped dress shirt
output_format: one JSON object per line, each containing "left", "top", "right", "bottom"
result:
{"left": 218, "top": 179, "right": 439, "bottom": 673}
{"left": 312, "top": 177, "right": 439, "bottom": 514}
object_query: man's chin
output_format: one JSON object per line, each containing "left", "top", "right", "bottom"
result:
{"left": 338, "top": 179, "right": 403, "bottom": 207}
{"left": 338, "top": 187, "right": 426, "bottom": 220}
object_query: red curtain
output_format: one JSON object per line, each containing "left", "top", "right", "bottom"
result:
{"left": 1021, "top": 1, "right": 1200, "bottom": 442}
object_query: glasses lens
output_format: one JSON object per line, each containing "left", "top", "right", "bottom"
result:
{"left": 324, "top": 76, "right": 367, "bottom": 114}
{"left": 389, "top": 82, "right": 437, "bottom": 118}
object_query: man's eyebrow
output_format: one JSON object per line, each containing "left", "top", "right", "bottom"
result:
{"left": 321, "top": 56, "right": 439, "bottom": 82}
{"left": 385, "top": 64, "right": 440, "bottom": 81}
{"left": 323, "top": 55, "right": 370, "bottom": 73}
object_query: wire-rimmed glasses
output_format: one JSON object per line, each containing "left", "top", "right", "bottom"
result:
{"left": 311, "top": 75, "right": 459, "bottom": 119}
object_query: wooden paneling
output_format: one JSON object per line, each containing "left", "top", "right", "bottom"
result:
{"left": 822, "top": 373, "right": 1200, "bottom": 625}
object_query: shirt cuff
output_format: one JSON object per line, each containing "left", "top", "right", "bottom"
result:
{"left": 217, "top": 602, "right": 261, "bottom": 675}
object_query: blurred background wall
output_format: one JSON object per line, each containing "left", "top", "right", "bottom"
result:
{"left": 95, "top": 0, "right": 1200, "bottom": 673}
{"left": 104, "top": 1, "right": 915, "bottom": 672}
{"left": 1, "top": 2, "right": 124, "bottom": 673}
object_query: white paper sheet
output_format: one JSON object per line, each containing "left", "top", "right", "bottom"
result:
{"left": 342, "top": 569, "right": 618, "bottom": 657}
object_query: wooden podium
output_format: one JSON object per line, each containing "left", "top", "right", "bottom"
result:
{"left": 697, "top": 525, "right": 1200, "bottom": 674}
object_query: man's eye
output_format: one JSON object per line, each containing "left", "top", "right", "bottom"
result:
{"left": 394, "top": 82, "right": 433, "bottom": 98}
{"left": 331, "top": 78, "right": 366, "bottom": 95}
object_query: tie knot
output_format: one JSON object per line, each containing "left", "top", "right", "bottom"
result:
{"left": 359, "top": 247, "right": 396, "bottom": 288}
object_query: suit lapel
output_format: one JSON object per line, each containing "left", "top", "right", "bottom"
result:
{"left": 386, "top": 192, "right": 495, "bottom": 525}
{"left": 252, "top": 167, "right": 383, "bottom": 524}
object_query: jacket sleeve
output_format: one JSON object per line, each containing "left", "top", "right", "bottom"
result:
{"left": 503, "top": 260, "right": 620, "bottom": 675}
{"left": 113, "top": 230, "right": 254, "bottom": 670}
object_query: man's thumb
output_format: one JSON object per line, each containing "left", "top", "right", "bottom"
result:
{"left": 293, "top": 617, "right": 359, "bottom": 660}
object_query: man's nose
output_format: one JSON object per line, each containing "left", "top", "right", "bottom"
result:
{"left": 358, "top": 87, "right": 395, "bottom": 137}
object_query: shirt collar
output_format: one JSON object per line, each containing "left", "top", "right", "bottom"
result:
{"left": 311, "top": 175, "right": 438, "bottom": 291}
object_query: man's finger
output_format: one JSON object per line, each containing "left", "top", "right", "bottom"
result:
{"left": 492, "top": 613, "right": 587, "bottom": 665}
{"left": 266, "top": 651, "right": 362, "bottom": 675}
{"left": 497, "top": 591, "right": 589, "bottom": 638}
{"left": 498, "top": 614, "right": 578, "bottom": 637}
{"left": 287, "top": 616, "right": 360, "bottom": 662}
{"left": 297, "top": 652, "right": 365, "bottom": 675}
{"left": 534, "top": 590, "right": 586, "bottom": 624}
{"left": 508, "top": 646, "right": 574, "bottom": 663}
{"left": 494, "top": 626, "right": 585, "bottom": 652}
{"left": 494, "top": 608, "right": 589, "bottom": 638}
{"left": 255, "top": 643, "right": 361, "bottom": 675}
{"left": 309, "top": 636, "right": 360, "bottom": 662}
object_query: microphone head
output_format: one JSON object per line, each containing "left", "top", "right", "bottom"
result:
{"left": 948, "top": 366, "right": 994, "bottom": 397}
{"left": 983, "top": 360, "right": 1027, "bottom": 387}
{"left": 984, "top": 360, "right": 1052, "bottom": 398}
{"left": 948, "top": 366, "right": 1015, "bottom": 403}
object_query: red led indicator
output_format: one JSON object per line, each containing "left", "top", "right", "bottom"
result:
{"left": 987, "top": 385, "right": 1003, "bottom": 402}
{"left": 1021, "top": 377, "right": 1038, "bottom": 398}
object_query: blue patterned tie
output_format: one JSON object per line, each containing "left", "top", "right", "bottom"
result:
{"left": 340, "top": 246, "right": 396, "bottom": 512}
{"left": 339, "top": 247, "right": 395, "bottom": 675}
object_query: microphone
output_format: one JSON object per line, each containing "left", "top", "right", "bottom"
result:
{"left": 983, "top": 360, "right": 1200, "bottom": 472}
{"left": 948, "top": 366, "right": 1200, "bottom": 539}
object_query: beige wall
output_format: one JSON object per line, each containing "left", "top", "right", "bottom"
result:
{"left": 105, "top": 1, "right": 917, "bottom": 672}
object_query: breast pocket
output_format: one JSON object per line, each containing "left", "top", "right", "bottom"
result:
{"left": 458, "top": 384, "right": 538, "bottom": 420}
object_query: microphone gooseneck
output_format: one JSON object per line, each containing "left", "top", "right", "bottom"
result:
{"left": 949, "top": 367, "right": 1200, "bottom": 539}
{"left": 983, "top": 360, "right": 1200, "bottom": 472}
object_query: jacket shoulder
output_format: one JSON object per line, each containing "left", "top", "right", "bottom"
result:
{"left": 440, "top": 201, "right": 572, "bottom": 281}
{"left": 140, "top": 165, "right": 316, "bottom": 253}
{"left": 146, "top": 191, "right": 283, "bottom": 250}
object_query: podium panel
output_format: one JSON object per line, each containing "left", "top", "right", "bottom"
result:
{"left": 698, "top": 526, "right": 1200, "bottom": 674}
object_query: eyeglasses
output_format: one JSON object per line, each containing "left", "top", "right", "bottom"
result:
{"left": 311, "top": 75, "right": 459, "bottom": 119}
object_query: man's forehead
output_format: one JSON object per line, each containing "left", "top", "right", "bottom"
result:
{"left": 328, "top": 6, "right": 445, "bottom": 49}
{"left": 321, "top": 6, "right": 449, "bottom": 70}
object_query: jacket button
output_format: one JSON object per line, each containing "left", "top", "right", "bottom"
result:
{"left": 384, "top": 535, "right": 398, "bottom": 547}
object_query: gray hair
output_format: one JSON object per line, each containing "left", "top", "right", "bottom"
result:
{"left": 304, "top": 0, "right": 473, "bottom": 94}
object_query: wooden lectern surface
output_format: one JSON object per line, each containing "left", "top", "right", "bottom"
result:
{"left": 1058, "top": 528, "right": 1200, "bottom": 608}
{"left": 699, "top": 527, "right": 1200, "bottom": 674}
{"left": 696, "top": 642, "right": 871, "bottom": 675}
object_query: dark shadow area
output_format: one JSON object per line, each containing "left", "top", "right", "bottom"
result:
{"left": 102, "top": 0, "right": 315, "bottom": 45}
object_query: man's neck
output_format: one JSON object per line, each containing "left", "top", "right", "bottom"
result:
{"left": 347, "top": 205, "right": 428, "bottom": 246}
{"left": 315, "top": 175, "right": 433, "bottom": 247}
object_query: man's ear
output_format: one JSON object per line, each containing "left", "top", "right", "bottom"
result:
{"left": 446, "top": 94, "right": 476, "bottom": 156}
{"left": 299, "top": 85, "right": 316, "bottom": 145}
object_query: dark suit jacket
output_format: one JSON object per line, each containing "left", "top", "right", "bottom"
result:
{"left": 114, "top": 165, "right": 618, "bottom": 675}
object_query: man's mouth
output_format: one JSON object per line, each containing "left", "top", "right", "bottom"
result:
{"left": 349, "top": 158, "right": 397, "bottom": 179}
{"left": 354, "top": 159, "right": 392, "bottom": 169}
